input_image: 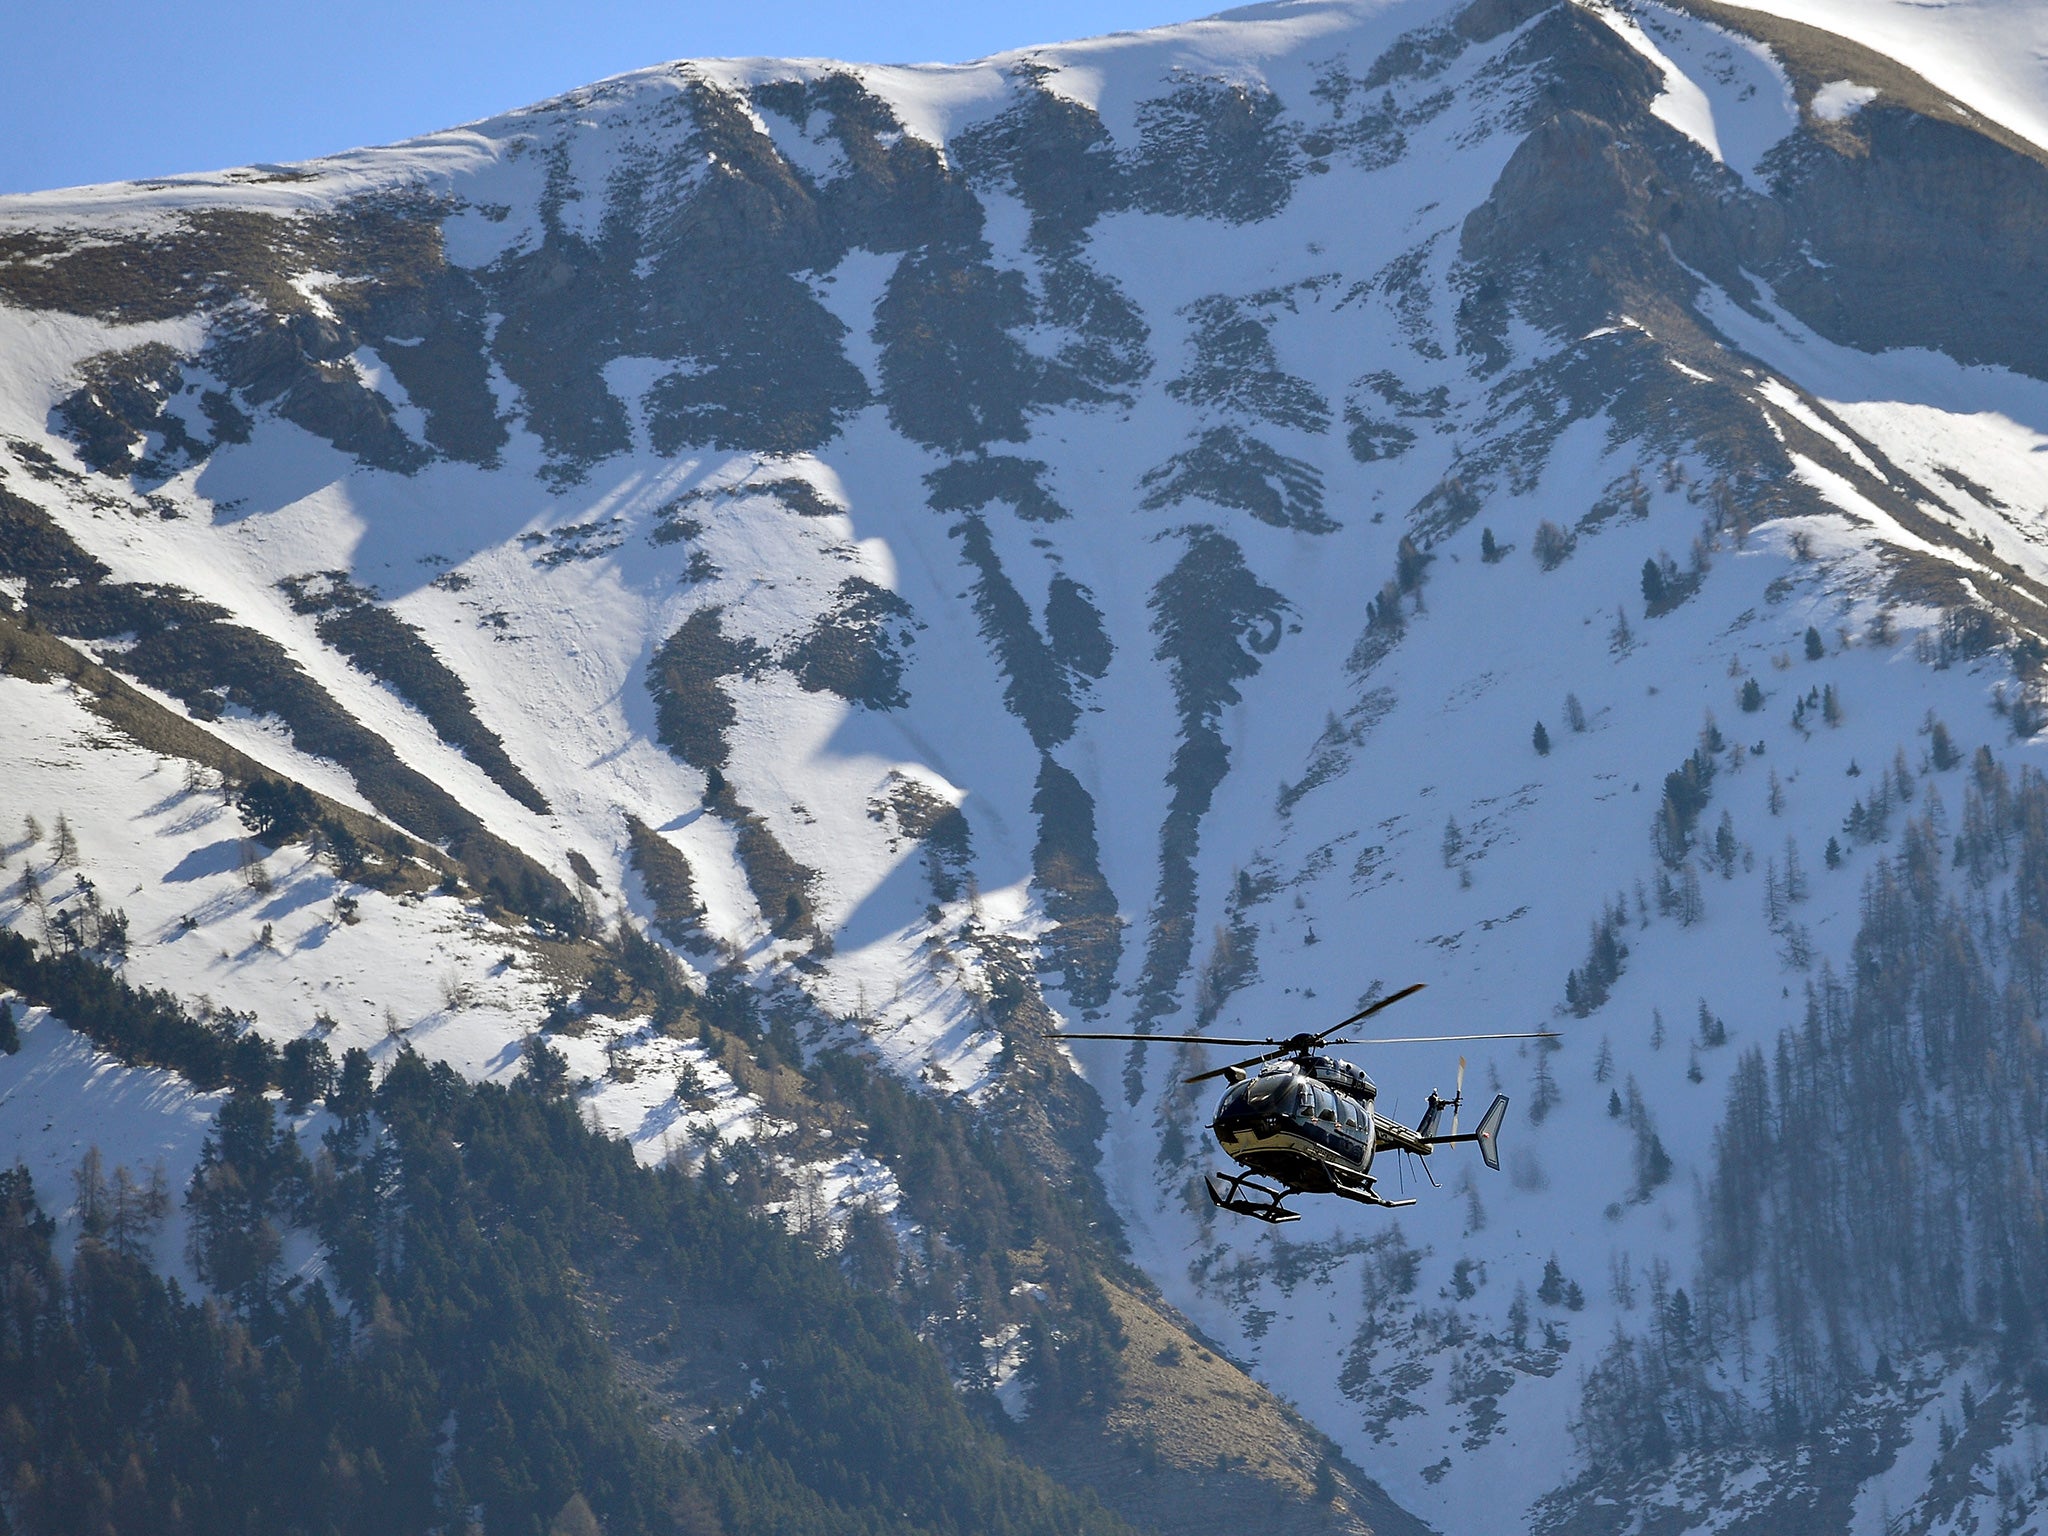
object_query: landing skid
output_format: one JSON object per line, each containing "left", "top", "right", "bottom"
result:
{"left": 1206, "top": 1171, "right": 1301, "bottom": 1224}
{"left": 1330, "top": 1178, "right": 1417, "bottom": 1211}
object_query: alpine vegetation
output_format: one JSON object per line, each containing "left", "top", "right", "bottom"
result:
{"left": 7, "top": 0, "right": 2048, "bottom": 1532}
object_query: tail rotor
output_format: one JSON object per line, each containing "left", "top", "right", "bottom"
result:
{"left": 1418, "top": 1053, "right": 1509, "bottom": 1171}
{"left": 1417, "top": 1056, "right": 1465, "bottom": 1140}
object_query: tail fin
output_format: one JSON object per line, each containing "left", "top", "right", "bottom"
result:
{"left": 1417, "top": 1093, "right": 1447, "bottom": 1140}
{"left": 1474, "top": 1093, "right": 1508, "bottom": 1171}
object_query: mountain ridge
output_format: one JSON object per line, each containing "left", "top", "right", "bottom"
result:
{"left": 7, "top": 1, "right": 2048, "bottom": 1531}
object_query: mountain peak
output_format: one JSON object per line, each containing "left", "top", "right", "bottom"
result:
{"left": 7, "top": 2, "right": 2048, "bottom": 1531}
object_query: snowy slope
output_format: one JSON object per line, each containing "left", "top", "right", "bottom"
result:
{"left": 7, "top": 0, "right": 2048, "bottom": 1529}
{"left": 1736, "top": 0, "right": 2048, "bottom": 155}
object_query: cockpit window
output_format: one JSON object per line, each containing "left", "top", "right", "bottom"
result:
{"left": 1218, "top": 1080, "right": 1251, "bottom": 1117}
{"left": 1312, "top": 1083, "right": 1337, "bottom": 1122}
{"left": 1246, "top": 1072, "right": 1292, "bottom": 1107}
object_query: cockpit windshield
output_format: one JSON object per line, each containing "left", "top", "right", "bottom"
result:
{"left": 1245, "top": 1071, "right": 1293, "bottom": 1108}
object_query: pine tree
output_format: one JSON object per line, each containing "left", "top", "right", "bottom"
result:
{"left": 1463, "top": 1173, "right": 1486, "bottom": 1234}
{"left": 1508, "top": 1286, "right": 1531, "bottom": 1349}
{"left": 1566, "top": 692, "right": 1588, "bottom": 732}
{"left": 1533, "top": 720, "right": 1552, "bottom": 755}
{"left": 1396, "top": 534, "right": 1433, "bottom": 592}
{"left": 0, "top": 999, "right": 16, "bottom": 1055}
{"left": 1825, "top": 834, "right": 1844, "bottom": 868}
{"left": 105, "top": 1160, "right": 170, "bottom": 1258}
{"left": 1678, "top": 862, "right": 1705, "bottom": 925}
{"left": 1530, "top": 1054, "right": 1560, "bottom": 1123}
{"left": 238, "top": 840, "right": 271, "bottom": 893}
{"left": 1929, "top": 716, "right": 1961, "bottom": 770}
{"left": 1367, "top": 579, "right": 1406, "bottom": 634}
{"left": 1783, "top": 837, "right": 1809, "bottom": 902}
{"left": 1442, "top": 816, "right": 1464, "bottom": 867}
{"left": 1534, "top": 521, "right": 1574, "bottom": 570}
{"left": 1697, "top": 998, "right": 1726, "bottom": 1048}
{"left": 1823, "top": 683, "right": 1842, "bottom": 726}
{"left": 1626, "top": 1081, "right": 1674, "bottom": 1199}
{"left": 1481, "top": 527, "right": 1501, "bottom": 562}
{"left": 1605, "top": 1261, "right": 1638, "bottom": 1310}
{"left": 74, "top": 1146, "right": 108, "bottom": 1238}
{"left": 50, "top": 813, "right": 77, "bottom": 867}
{"left": 279, "top": 1037, "right": 336, "bottom": 1113}
{"left": 1593, "top": 1036, "right": 1614, "bottom": 1083}
{"left": 1768, "top": 769, "right": 1785, "bottom": 815}
{"left": 1642, "top": 558, "right": 1668, "bottom": 609}
{"left": 1805, "top": 625, "right": 1825, "bottom": 661}
{"left": 1611, "top": 607, "right": 1635, "bottom": 652}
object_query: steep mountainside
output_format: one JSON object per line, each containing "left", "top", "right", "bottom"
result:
{"left": 7, "top": 1, "right": 2048, "bottom": 1531}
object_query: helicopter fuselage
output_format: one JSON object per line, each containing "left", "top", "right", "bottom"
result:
{"left": 1210, "top": 1055, "right": 1403, "bottom": 1197}
{"left": 1044, "top": 984, "right": 1527, "bottom": 1223}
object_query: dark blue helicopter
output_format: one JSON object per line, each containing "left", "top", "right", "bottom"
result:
{"left": 1050, "top": 984, "right": 1553, "bottom": 1223}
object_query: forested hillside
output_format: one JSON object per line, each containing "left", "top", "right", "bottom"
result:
{"left": 8, "top": 0, "right": 2048, "bottom": 1530}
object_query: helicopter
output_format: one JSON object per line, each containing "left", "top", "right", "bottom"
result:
{"left": 1047, "top": 984, "right": 1555, "bottom": 1223}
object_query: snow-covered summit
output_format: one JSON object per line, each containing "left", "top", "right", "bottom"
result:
{"left": 7, "top": 1, "right": 2048, "bottom": 1530}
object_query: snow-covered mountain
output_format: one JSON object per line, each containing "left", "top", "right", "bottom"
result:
{"left": 8, "top": 1, "right": 2048, "bottom": 1530}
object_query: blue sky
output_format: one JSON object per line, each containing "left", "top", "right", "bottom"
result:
{"left": 1, "top": 1, "right": 1207, "bottom": 195}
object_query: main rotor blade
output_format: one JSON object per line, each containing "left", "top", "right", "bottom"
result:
{"left": 1183, "top": 1043, "right": 1308, "bottom": 1085}
{"left": 1319, "top": 1031, "right": 1559, "bottom": 1046}
{"left": 1318, "top": 982, "right": 1427, "bottom": 1038}
{"left": 1042, "top": 1031, "right": 1301, "bottom": 1046}
{"left": 1043, "top": 1027, "right": 1335, "bottom": 1087}
{"left": 1182, "top": 983, "right": 1430, "bottom": 1083}
{"left": 1045, "top": 983, "right": 1432, "bottom": 1053}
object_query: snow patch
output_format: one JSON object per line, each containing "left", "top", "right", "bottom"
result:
{"left": 1590, "top": 2, "right": 1800, "bottom": 186}
{"left": 350, "top": 346, "right": 430, "bottom": 443}
{"left": 1812, "top": 78, "right": 1880, "bottom": 121}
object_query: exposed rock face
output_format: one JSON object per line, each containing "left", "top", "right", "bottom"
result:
{"left": 11, "top": 2, "right": 2048, "bottom": 1532}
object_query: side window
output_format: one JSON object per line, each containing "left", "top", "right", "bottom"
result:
{"left": 1314, "top": 1084, "right": 1337, "bottom": 1122}
{"left": 1337, "top": 1097, "right": 1358, "bottom": 1131}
